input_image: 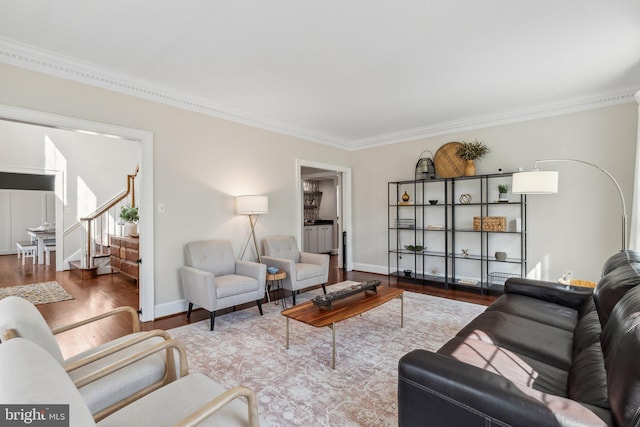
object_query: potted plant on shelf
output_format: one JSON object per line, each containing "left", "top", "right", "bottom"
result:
{"left": 456, "top": 140, "right": 489, "bottom": 176}
{"left": 119, "top": 205, "right": 139, "bottom": 236}
{"left": 497, "top": 184, "right": 509, "bottom": 202}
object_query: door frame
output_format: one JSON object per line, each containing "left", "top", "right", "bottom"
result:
{"left": 296, "top": 159, "right": 352, "bottom": 271}
{"left": 0, "top": 104, "right": 155, "bottom": 321}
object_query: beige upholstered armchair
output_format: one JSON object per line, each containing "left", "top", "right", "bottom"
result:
{"left": 261, "top": 235, "right": 330, "bottom": 305}
{"left": 0, "top": 337, "right": 261, "bottom": 426}
{"left": 0, "top": 296, "right": 179, "bottom": 420}
{"left": 180, "top": 239, "right": 266, "bottom": 330}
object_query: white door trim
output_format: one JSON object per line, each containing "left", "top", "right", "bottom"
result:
{"left": 296, "top": 159, "right": 352, "bottom": 271}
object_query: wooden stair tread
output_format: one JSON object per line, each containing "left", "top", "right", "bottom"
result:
{"left": 69, "top": 260, "right": 98, "bottom": 279}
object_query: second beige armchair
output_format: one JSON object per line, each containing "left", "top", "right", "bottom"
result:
{"left": 262, "top": 235, "right": 330, "bottom": 305}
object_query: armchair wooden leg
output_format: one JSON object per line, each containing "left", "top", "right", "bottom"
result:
{"left": 210, "top": 311, "right": 216, "bottom": 331}
{"left": 187, "top": 303, "right": 193, "bottom": 320}
{"left": 256, "top": 300, "right": 263, "bottom": 316}
{"left": 321, "top": 284, "right": 327, "bottom": 294}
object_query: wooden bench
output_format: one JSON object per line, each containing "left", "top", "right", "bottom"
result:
{"left": 15, "top": 241, "right": 37, "bottom": 265}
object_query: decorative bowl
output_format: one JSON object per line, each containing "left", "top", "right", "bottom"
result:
{"left": 403, "top": 269, "right": 412, "bottom": 277}
{"left": 267, "top": 266, "right": 279, "bottom": 274}
{"left": 404, "top": 245, "right": 425, "bottom": 252}
{"left": 429, "top": 199, "right": 438, "bottom": 205}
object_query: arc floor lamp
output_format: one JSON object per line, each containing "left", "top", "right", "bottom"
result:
{"left": 236, "top": 195, "right": 268, "bottom": 262}
{"left": 512, "top": 159, "right": 627, "bottom": 251}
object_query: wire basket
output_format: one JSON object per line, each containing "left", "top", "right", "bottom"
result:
{"left": 488, "top": 271, "right": 520, "bottom": 286}
{"left": 395, "top": 218, "right": 416, "bottom": 229}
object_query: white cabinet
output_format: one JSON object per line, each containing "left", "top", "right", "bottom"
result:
{"left": 0, "top": 190, "right": 50, "bottom": 254}
{"left": 304, "top": 226, "right": 318, "bottom": 253}
{"left": 317, "top": 224, "right": 334, "bottom": 253}
{"left": 303, "top": 224, "right": 334, "bottom": 254}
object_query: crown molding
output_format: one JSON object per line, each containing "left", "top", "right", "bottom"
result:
{"left": 0, "top": 37, "right": 637, "bottom": 152}
{"left": 349, "top": 87, "right": 639, "bottom": 150}
{"left": 0, "top": 37, "right": 348, "bottom": 149}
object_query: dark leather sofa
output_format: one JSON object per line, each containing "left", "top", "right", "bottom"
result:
{"left": 398, "top": 250, "right": 640, "bottom": 426}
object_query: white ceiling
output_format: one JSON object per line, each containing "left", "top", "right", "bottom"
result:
{"left": 0, "top": 1, "right": 639, "bottom": 149}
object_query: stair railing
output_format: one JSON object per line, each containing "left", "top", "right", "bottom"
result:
{"left": 78, "top": 165, "right": 139, "bottom": 268}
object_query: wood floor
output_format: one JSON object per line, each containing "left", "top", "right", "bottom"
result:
{"left": 0, "top": 253, "right": 495, "bottom": 359}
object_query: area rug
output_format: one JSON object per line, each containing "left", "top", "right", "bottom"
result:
{"left": 0, "top": 281, "right": 73, "bottom": 305}
{"left": 168, "top": 282, "right": 486, "bottom": 427}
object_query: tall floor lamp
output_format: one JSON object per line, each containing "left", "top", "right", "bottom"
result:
{"left": 236, "top": 195, "right": 268, "bottom": 262}
{"left": 511, "top": 159, "right": 627, "bottom": 251}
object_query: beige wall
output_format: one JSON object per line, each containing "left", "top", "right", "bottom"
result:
{"left": 348, "top": 103, "right": 638, "bottom": 281}
{"left": 0, "top": 64, "right": 348, "bottom": 309}
{"left": 1, "top": 62, "right": 637, "bottom": 314}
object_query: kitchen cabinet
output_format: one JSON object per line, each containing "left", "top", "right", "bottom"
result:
{"left": 304, "top": 226, "right": 318, "bottom": 253}
{"left": 303, "top": 224, "right": 334, "bottom": 254}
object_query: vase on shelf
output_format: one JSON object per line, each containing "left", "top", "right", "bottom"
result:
{"left": 463, "top": 159, "right": 476, "bottom": 176}
{"left": 401, "top": 191, "right": 410, "bottom": 202}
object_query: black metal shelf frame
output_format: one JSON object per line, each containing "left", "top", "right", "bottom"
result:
{"left": 388, "top": 172, "right": 527, "bottom": 294}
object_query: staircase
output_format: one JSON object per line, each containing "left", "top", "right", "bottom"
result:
{"left": 68, "top": 166, "right": 139, "bottom": 279}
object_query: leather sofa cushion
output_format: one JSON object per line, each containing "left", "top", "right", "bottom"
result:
{"left": 438, "top": 336, "right": 569, "bottom": 397}
{"left": 594, "top": 262, "right": 640, "bottom": 326}
{"left": 456, "top": 311, "right": 573, "bottom": 370}
{"left": 601, "top": 249, "right": 640, "bottom": 277}
{"left": 486, "top": 294, "right": 578, "bottom": 331}
{"left": 568, "top": 342, "right": 609, "bottom": 408}
{"left": 600, "top": 285, "right": 640, "bottom": 426}
{"left": 572, "top": 310, "right": 602, "bottom": 358}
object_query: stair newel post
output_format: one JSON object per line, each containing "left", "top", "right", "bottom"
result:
{"left": 130, "top": 174, "right": 136, "bottom": 208}
{"left": 86, "top": 218, "right": 93, "bottom": 268}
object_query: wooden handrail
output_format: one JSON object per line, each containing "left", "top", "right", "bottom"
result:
{"left": 78, "top": 165, "right": 139, "bottom": 266}
{"left": 80, "top": 164, "right": 138, "bottom": 222}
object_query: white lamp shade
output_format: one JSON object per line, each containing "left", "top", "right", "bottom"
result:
{"left": 511, "top": 171, "right": 559, "bottom": 194}
{"left": 236, "top": 195, "right": 268, "bottom": 214}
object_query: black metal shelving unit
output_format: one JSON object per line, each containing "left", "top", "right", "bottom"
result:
{"left": 388, "top": 172, "right": 527, "bottom": 294}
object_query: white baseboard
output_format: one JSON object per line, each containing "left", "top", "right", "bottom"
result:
{"left": 154, "top": 299, "right": 188, "bottom": 319}
{"left": 352, "top": 262, "right": 388, "bottom": 275}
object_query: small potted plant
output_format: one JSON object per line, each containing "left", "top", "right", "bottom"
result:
{"left": 119, "top": 205, "right": 139, "bottom": 236}
{"left": 497, "top": 184, "right": 509, "bottom": 202}
{"left": 456, "top": 140, "right": 489, "bottom": 176}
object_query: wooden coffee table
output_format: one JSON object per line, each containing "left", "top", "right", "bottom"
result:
{"left": 281, "top": 286, "right": 404, "bottom": 369}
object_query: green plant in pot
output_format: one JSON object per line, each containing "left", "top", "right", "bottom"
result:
{"left": 497, "top": 184, "right": 509, "bottom": 202}
{"left": 119, "top": 205, "right": 139, "bottom": 236}
{"left": 456, "top": 140, "right": 489, "bottom": 176}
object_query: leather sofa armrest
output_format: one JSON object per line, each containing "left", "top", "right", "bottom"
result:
{"left": 504, "top": 278, "right": 593, "bottom": 310}
{"left": 398, "top": 349, "right": 609, "bottom": 427}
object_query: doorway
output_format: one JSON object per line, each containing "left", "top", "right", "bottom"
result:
{"left": 296, "top": 160, "right": 352, "bottom": 271}
{"left": 0, "top": 104, "right": 155, "bottom": 321}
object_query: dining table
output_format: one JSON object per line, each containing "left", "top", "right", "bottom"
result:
{"left": 27, "top": 226, "right": 56, "bottom": 265}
